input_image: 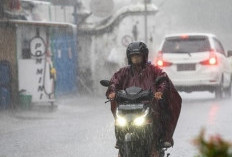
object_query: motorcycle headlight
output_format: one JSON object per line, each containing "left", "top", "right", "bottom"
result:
{"left": 134, "top": 116, "right": 146, "bottom": 126}
{"left": 116, "top": 116, "right": 127, "bottom": 127}
{"left": 133, "top": 108, "right": 149, "bottom": 126}
{"left": 116, "top": 109, "right": 127, "bottom": 127}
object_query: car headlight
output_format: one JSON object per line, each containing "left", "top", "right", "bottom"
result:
{"left": 133, "top": 108, "right": 149, "bottom": 126}
{"left": 116, "top": 116, "right": 127, "bottom": 127}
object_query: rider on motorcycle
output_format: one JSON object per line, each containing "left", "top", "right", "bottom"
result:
{"left": 106, "top": 41, "right": 182, "bottom": 152}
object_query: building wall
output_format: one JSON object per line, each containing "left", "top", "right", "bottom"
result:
{"left": 78, "top": 13, "right": 157, "bottom": 95}
{"left": 21, "top": 1, "right": 74, "bottom": 23}
{"left": 0, "top": 25, "right": 17, "bottom": 106}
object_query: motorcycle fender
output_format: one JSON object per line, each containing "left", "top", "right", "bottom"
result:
{"left": 125, "top": 133, "right": 133, "bottom": 142}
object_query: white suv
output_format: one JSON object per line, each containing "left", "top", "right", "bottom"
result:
{"left": 156, "top": 33, "right": 232, "bottom": 98}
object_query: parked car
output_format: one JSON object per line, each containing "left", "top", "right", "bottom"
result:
{"left": 155, "top": 33, "right": 232, "bottom": 98}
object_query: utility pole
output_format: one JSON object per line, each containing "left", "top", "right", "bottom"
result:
{"left": 73, "top": 2, "right": 78, "bottom": 25}
{"left": 144, "top": 0, "right": 148, "bottom": 43}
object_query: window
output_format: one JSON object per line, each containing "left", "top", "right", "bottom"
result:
{"left": 22, "top": 39, "right": 31, "bottom": 59}
{"left": 213, "top": 38, "right": 225, "bottom": 56}
{"left": 162, "top": 37, "right": 210, "bottom": 53}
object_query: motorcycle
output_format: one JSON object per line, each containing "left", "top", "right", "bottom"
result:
{"left": 100, "top": 80, "right": 170, "bottom": 157}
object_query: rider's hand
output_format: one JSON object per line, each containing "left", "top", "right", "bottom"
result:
{"left": 154, "top": 92, "right": 163, "bottom": 100}
{"left": 108, "top": 92, "right": 116, "bottom": 100}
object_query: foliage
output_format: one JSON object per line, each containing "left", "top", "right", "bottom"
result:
{"left": 193, "top": 129, "right": 232, "bottom": 157}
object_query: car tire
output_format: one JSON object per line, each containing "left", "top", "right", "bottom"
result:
{"left": 215, "top": 80, "right": 223, "bottom": 99}
{"left": 224, "top": 78, "right": 232, "bottom": 98}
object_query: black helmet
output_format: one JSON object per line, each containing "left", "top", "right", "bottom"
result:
{"left": 126, "top": 41, "right": 149, "bottom": 65}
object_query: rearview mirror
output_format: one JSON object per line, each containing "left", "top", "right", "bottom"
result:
{"left": 100, "top": 80, "right": 111, "bottom": 87}
{"left": 227, "top": 50, "right": 232, "bottom": 57}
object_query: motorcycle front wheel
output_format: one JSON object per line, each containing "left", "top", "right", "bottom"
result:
{"left": 119, "top": 141, "right": 150, "bottom": 157}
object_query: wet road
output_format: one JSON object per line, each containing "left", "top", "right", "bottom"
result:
{"left": 0, "top": 92, "right": 232, "bottom": 157}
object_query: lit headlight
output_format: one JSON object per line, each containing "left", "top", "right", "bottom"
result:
{"left": 116, "top": 109, "right": 127, "bottom": 127}
{"left": 133, "top": 108, "right": 149, "bottom": 126}
{"left": 116, "top": 116, "right": 127, "bottom": 127}
{"left": 134, "top": 116, "right": 145, "bottom": 126}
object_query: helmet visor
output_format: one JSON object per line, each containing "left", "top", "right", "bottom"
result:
{"left": 128, "top": 51, "right": 141, "bottom": 56}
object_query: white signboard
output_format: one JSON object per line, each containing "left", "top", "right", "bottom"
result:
{"left": 18, "top": 35, "right": 54, "bottom": 103}
{"left": 121, "top": 35, "right": 133, "bottom": 47}
{"left": 30, "top": 37, "right": 46, "bottom": 57}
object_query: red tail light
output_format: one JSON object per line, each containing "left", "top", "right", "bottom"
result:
{"left": 209, "top": 57, "right": 217, "bottom": 65}
{"left": 200, "top": 57, "right": 217, "bottom": 65}
{"left": 200, "top": 49, "right": 217, "bottom": 65}
{"left": 156, "top": 59, "right": 172, "bottom": 67}
{"left": 155, "top": 51, "right": 172, "bottom": 67}
{"left": 180, "top": 34, "right": 189, "bottom": 39}
{"left": 157, "top": 59, "right": 164, "bottom": 67}
{"left": 163, "top": 60, "right": 173, "bottom": 67}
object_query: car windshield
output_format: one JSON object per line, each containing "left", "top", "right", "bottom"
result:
{"left": 162, "top": 37, "right": 210, "bottom": 53}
